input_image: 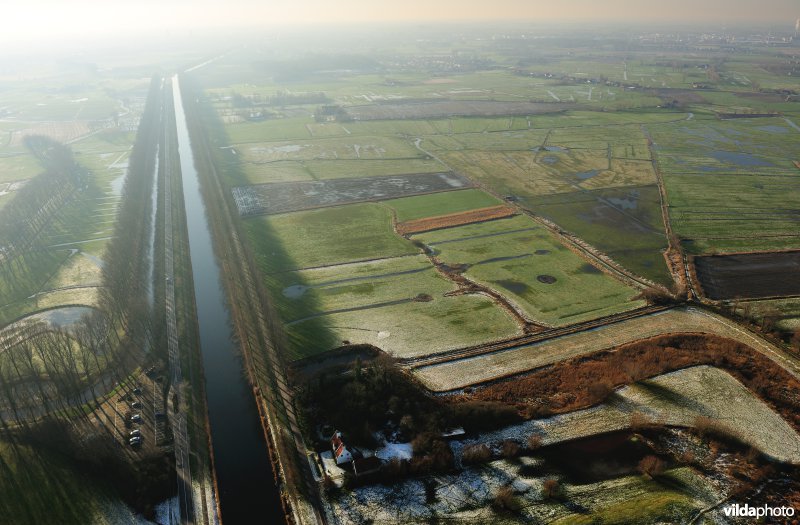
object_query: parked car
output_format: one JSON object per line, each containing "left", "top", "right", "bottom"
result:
{"left": 130, "top": 429, "right": 141, "bottom": 437}
{"left": 130, "top": 414, "right": 142, "bottom": 423}
{"left": 133, "top": 387, "right": 142, "bottom": 395}
{"left": 131, "top": 401, "right": 142, "bottom": 409}
{"left": 129, "top": 436, "right": 142, "bottom": 446}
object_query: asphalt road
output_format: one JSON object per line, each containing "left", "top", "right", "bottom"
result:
{"left": 163, "top": 85, "right": 196, "bottom": 525}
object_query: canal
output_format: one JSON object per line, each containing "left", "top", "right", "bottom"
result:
{"left": 171, "top": 76, "right": 284, "bottom": 524}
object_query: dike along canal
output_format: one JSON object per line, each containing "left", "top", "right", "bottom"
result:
{"left": 171, "top": 76, "right": 284, "bottom": 524}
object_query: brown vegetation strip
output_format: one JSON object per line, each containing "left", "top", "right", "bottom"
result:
{"left": 457, "top": 333, "right": 800, "bottom": 436}
{"left": 396, "top": 205, "right": 517, "bottom": 235}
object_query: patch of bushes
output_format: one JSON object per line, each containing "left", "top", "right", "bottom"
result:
{"left": 501, "top": 440, "right": 520, "bottom": 459}
{"left": 462, "top": 444, "right": 492, "bottom": 465}
{"left": 541, "top": 478, "right": 561, "bottom": 500}
{"left": 492, "top": 486, "right": 521, "bottom": 514}
{"left": 638, "top": 455, "right": 666, "bottom": 478}
{"left": 458, "top": 333, "right": 800, "bottom": 439}
{"left": 527, "top": 433, "right": 543, "bottom": 451}
{"left": 451, "top": 401, "right": 521, "bottom": 433}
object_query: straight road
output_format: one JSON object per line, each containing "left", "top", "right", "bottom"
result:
{"left": 162, "top": 83, "right": 196, "bottom": 525}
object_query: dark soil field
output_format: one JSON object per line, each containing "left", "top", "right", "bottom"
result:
{"left": 345, "top": 100, "right": 567, "bottom": 120}
{"left": 694, "top": 251, "right": 800, "bottom": 300}
{"left": 231, "top": 171, "right": 471, "bottom": 215}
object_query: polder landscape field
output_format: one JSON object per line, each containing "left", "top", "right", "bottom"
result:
{"left": 0, "top": 48, "right": 220, "bottom": 523}
{"left": 176, "top": 23, "right": 800, "bottom": 525}
{"left": 3, "top": 19, "right": 800, "bottom": 525}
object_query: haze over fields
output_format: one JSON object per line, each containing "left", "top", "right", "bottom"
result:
{"left": 3, "top": 0, "right": 799, "bottom": 47}
{"left": 3, "top": 0, "right": 800, "bottom": 523}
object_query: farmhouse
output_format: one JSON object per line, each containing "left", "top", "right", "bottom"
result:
{"left": 330, "top": 430, "right": 353, "bottom": 465}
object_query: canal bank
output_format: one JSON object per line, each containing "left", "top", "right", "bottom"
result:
{"left": 171, "top": 76, "right": 285, "bottom": 524}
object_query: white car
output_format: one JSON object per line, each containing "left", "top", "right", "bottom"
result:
{"left": 130, "top": 429, "right": 141, "bottom": 437}
{"left": 130, "top": 414, "right": 142, "bottom": 423}
{"left": 129, "top": 436, "right": 142, "bottom": 446}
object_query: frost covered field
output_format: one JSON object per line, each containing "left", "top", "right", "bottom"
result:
{"left": 329, "top": 366, "right": 800, "bottom": 524}
{"left": 414, "top": 307, "right": 788, "bottom": 391}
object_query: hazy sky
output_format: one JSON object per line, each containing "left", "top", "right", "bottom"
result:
{"left": 3, "top": 0, "right": 798, "bottom": 46}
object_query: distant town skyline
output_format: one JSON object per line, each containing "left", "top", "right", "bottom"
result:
{"left": 3, "top": 0, "right": 798, "bottom": 47}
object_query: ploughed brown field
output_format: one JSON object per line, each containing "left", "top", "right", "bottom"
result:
{"left": 395, "top": 205, "right": 517, "bottom": 235}
{"left": 693, "top": 251, "right": 800, "bottom": 300}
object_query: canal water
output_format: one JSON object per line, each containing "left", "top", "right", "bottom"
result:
{"left": 172, "top": 76, "right": 284, "bottom": 524}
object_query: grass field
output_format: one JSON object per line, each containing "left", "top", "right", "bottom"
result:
{"left": 0, "top": 440, "right": 118, "bottom": 524}
{"left": 734, "top": 298, "right": 800, "bottom": 332}
{"left": 0, "top": 154, "right": 42, "bottom": 183}
{"left": 414, "top": 307, "right": 739, "bottom": 391}
{"left": 235, "top": 157, "right": 447, "bottom": 185}
{"left": 268, "top": 254, "right": 519, "bottom": 359}
{"left": 237, "top": 136, "right": 421, "bottom": 163}
{"left": 384, "top": 188, "right": 503, "bottom": 222}
{"left": 550, "top": 474, "right": 698, "bottom": 525}
{"left": 524, "top": 185, "right": 671, "bottom": 285}
{"left": 196, "top": 34, "right": 800, "bottom": 525}
{"left": 560, "top": 365, "right": 800, "bottom": 463}
{"left": 0, "top": 121, "right": 136, "bottom": 327}
{"left": 244, "top": 202, "right": 418, "bottom": 273}
{"left": 414, "top": 215, "right": 644, "bottom": 326}
{"left": 650, "top": 117, "right": 800, "bottom": 254}
{"left": 440, "top": 150, "right": 575, "bottom": 196}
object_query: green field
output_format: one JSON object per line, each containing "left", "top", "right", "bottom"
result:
{"left": 237, "top": 157, "right": 446, "bottom": 185}
{"left": 0, "top": 153, "right": 42, "bottom": 183}
{"left": 244, "top": 202, "right": 417, "bottom": 273}
{"left": 524, "top": 185, "right": 671, "bottom": 285}
{"left": 384, "top": 188, "right": 503, "bottom": 222}
{"left": 650, "top": 117, "right": 800, "bottom": 254}
{"left": 205, "top": 32, "right": 800, "bottom": 348}
{"left": 414, "top": 215, "right": 645, "bottom": 326}
{"left": 269, "top": 255, "right": 519, "bottom": 359}
{"left": 0, "top": 440, "right": 122, "bottom": 525}
{"left": 0, "top": 113, "right": 137, "bottom": 327}
{"left": 187, "top": 30, "right": 800, "bottom": 525}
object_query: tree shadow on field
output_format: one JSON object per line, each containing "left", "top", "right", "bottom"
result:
{"left": 635, "top": 379, "right": 706, "bottom": 414}
{"left": 190, "top": 76, "right": 342, "bottom": 364}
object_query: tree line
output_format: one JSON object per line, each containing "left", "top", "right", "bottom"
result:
{"left": 0, "top": 74, "right": 163, "bottom": 430}
{"left": 0, "top": 136, "right": 87, "bottom": 300}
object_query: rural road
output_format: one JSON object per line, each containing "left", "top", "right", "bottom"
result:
{"left": 163, "top": 90, "right": 196, "bottom": 525}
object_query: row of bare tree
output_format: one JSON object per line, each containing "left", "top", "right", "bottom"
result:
{"left": 0, "top": 137, "right": 86, "bottom": 261}
{"left": 0, "top": 75, "right": 164, "bottom": 434}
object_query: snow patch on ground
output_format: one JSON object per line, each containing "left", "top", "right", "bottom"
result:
{"left": 153, "top": 497, "right": 179, "bottom": 525}
{"left": 375, "top": 442, "right": 412, "bottom": 461}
